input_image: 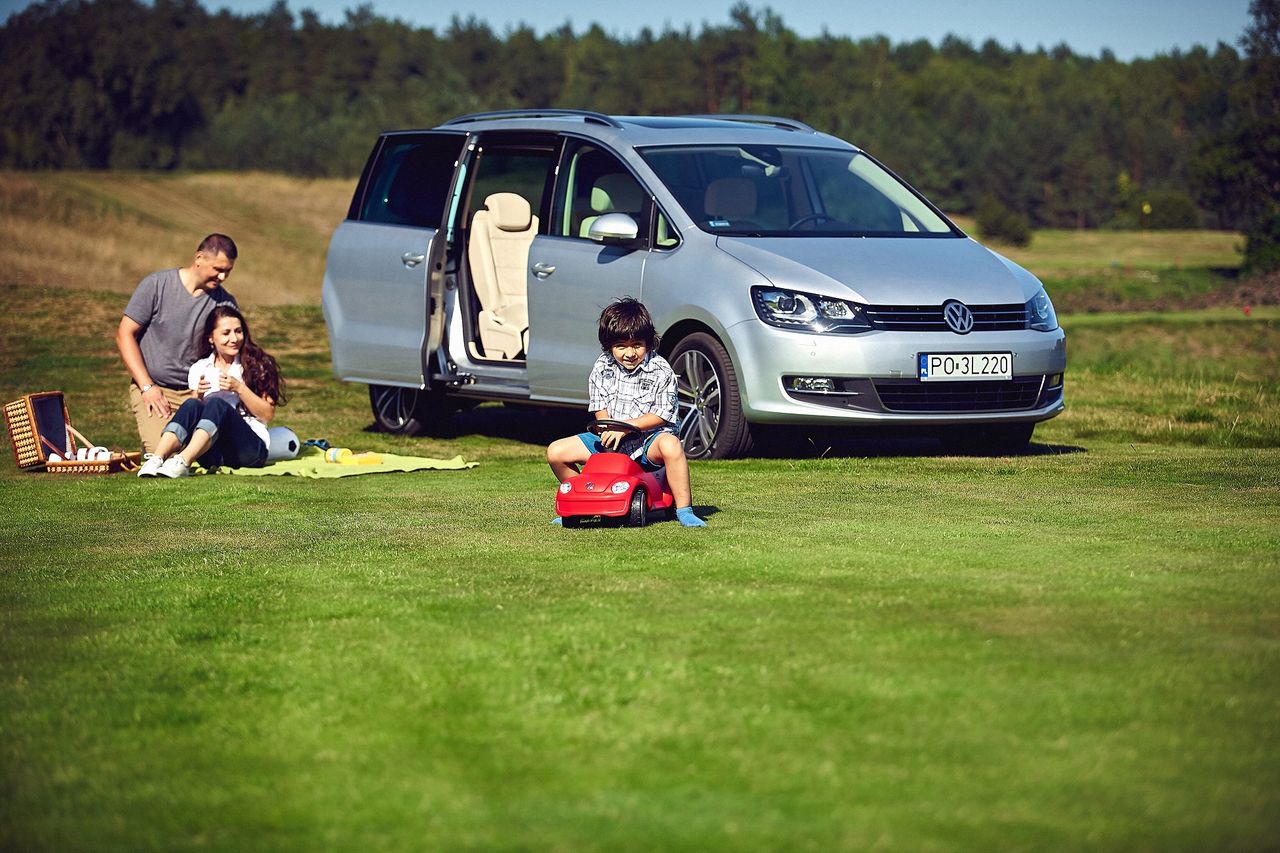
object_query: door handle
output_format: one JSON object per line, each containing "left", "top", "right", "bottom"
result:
{"left": 532, "top": 261, "right": 556, "bottom": 279}
{"left": 401, "top": 252, "right": 426, "bottom": 268}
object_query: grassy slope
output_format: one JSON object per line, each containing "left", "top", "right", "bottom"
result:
{"left": 0, "top": 171, "right": 354, "bottom": 306}
{"left": 1, "top": 174, "right": 1277, "bottom": 849}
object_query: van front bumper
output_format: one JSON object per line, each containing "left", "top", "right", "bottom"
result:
{"left": 727, "top": 320, "right": 1068, "bottom": 425}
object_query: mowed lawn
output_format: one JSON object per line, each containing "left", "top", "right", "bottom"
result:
{"left": 1, "top": 278, "right": 1277, "bottom": 850}
{"left": 0, "top": 165, "right": 1276, "bottom": 850}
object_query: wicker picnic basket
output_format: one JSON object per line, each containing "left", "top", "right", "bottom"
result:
{"left": 4, "top": 391, "right": 140, "bottom": 474}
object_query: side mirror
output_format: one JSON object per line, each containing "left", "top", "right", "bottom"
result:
{"left": 587, "top": 212, "right": 640, "bottom": 245}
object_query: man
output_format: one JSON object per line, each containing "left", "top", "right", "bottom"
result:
{"left": 116, "top": 234, "right": 239, "bottom": 454}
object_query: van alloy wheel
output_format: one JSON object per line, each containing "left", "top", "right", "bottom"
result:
{"left": 368, "top": 385, "right": 452, "bottom": 435}
{"left": 670, "top": 333, "right": 754, "bottom": 460}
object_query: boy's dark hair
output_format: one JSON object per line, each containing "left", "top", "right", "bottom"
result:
{"left": 598, "top": 297, "right": 659, "bottom": 351}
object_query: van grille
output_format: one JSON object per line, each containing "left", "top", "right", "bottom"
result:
{"left": 874, "top": 377, "right": 1045, "bottom": 412}
{"left": 865, "top": 304, "right": 1027, "bottom": 332}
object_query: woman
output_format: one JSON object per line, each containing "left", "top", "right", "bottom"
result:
{"left": 138, "top": 305, "right": 287, "bottom": 477}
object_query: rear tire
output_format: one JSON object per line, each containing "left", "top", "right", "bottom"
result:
{"left": 669, "top": 332, "right": 754, "bottom": 460}
{"left": 368, "top": 385, "right": 452, "bottom": 435}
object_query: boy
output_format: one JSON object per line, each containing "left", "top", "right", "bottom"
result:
{"left": 547, "top": 298, "right": 707, "bottom": 527}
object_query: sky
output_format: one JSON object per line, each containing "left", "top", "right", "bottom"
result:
{"left": 0, "top": 0, "right": 1253, "bottom": 60}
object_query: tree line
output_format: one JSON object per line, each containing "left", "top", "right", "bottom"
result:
{"left": 2, "top": 0, "right": 1276, "bottom": 268}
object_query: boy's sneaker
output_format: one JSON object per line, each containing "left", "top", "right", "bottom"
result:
{"left": 157, "top": 455, "right": 191, "bottom": 478}
{"left": 136, "top": 454, "right": 164, "bottom": 478}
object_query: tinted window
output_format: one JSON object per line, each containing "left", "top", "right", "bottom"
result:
{"left": 360, "top": 135, "right": 464, "bottom": 227}
{"left": 640, "top": 145, "right": 956, "bottom": 237}
{"left": 466, "top": 145, "right": 557, "bottom": 227}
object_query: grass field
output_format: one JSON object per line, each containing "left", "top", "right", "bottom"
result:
{"left": 2, "top": 173, "right": 1278, "bottom": 850}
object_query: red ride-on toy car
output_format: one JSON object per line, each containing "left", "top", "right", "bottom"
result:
{"left": 555, "top": 420, "right": 676, "bottom": 528}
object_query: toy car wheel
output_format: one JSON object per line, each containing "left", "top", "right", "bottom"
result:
{"left": 628, "top": 487, "right": 648, "bottom": 527}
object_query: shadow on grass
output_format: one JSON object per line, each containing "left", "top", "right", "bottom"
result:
{"left": 366, "top": 403, "right": 1087, "bottom": 460}
{"left": 749, "top": 426, "right": 1086, "bottom": 459}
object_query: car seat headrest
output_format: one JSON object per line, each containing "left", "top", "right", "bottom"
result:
{"left": 704, "top": 177, "right": 757, "bottom": 219}
{"left": 484, "top": 192, "right": 533, "bottom": 231}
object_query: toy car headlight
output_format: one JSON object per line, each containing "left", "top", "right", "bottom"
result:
{"left": 610, "top": 481, "right": 629, "bottom": 494}
{"left": 752, "top": 286, "right": 872, "bottom": 334}
{"left": 559, "top": 482, "right": 572, "bottom": 494}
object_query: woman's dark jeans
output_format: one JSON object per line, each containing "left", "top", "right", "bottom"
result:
{"left": 162, "top": 398, "right": 267, "bottom": 469}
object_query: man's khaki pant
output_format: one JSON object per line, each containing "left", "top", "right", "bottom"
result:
{"left": 128, "top": 383, "right": 197, "bottom": 455}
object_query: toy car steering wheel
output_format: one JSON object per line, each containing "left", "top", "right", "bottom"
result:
{"left": 587, "top": 418, "right": 642, "bottom": 436}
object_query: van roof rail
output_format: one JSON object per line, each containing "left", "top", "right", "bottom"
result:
{"left": 442, "top": 109, "right": 624, "bottom": 128}
{"left": 681, "top": 114, "right": 817, "bottom": 133}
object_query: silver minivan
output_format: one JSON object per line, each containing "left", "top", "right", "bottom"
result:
{"left": 322, "top": 110, "right": 1065, "bottom": 458}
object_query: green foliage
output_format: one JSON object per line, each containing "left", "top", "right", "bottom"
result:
{"left": 1196, "top": 1, "right": 1280, "bottom": 269}
{"left": 1125, "top": 189, "right": 1204, "bottom": 230}
{"left": 1244, "top": 211, "right": 1280, "bottom": 275}
{"left": 0, "top": 0, "right": 1257, "bottom": 233}
{"left": 975, "top": 195, "right": 1032, "bottom": 246}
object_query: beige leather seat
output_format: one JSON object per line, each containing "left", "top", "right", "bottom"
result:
{"left": 579, "top": 173, "right": 644, "bottom": 237}
{"left": 468, "top": 192, "right": 537, "bottom": 359}
{"left": 703, "top": 177, "right": 758, "bottom": 223}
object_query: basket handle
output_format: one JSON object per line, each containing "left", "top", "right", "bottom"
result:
{"left": 67, "top": 424, "right": 95, "bottom": 449}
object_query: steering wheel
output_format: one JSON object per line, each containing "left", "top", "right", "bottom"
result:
{"left": 789, "top": 213, "right": 837, "bottom": 230}
{"left": 588, "top": 418, "right": 642, "bottom": 436}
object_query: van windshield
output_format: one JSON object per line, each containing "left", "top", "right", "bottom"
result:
{"left": 639, "top": 145, "right": 958, "bottom": 237}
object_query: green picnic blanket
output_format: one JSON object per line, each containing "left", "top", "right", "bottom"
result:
{"left": 218, "top": 447, "right": 476, "bottom": 478}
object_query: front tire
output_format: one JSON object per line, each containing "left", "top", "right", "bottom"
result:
{"left": 368, "top": 385, "right": 451, "bottom": 435}
{"left": 669, "top": 332, "right": 754, "bottom": 460}
{"left": 627, "top": 488, "right": 648, "bottom": 527}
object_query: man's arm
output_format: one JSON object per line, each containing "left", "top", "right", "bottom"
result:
{"left": 116, "top": 315, "right": 171, "bottom": 419}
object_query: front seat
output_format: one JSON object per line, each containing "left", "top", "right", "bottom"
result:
{"left": 468, "top": 192, "right": 537, "bottom": 359}
{"left": 703, "top": 177, "right": 759, "bottom": 226}
{"left": 579, "top": 173, "right": 644, "bottom": 237}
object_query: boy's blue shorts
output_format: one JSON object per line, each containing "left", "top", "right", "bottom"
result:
{"left": 576, "top": 428, "right": 670, "bottom": 472}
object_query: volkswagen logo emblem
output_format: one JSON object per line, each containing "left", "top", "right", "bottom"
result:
{"left": 943, "top": 300, "right": 974, "bottom": 334}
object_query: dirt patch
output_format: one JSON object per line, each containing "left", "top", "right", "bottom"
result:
{"left": 1193, "top": 272, "right": 1280, "bottom": 310}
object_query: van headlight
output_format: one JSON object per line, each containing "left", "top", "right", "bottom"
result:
{"left": 1026, "top": 288, "right": 1058, "bottom": 331}
{"left": 752, "top": 286, "right": 872, "bottom": 334}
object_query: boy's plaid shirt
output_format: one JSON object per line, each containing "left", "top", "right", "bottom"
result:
{"left": 587, "top": 352, "right": 679, "bottom": 423}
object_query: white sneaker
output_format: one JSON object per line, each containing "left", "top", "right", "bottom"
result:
{"left": 157, "top": 455, "right": 191, "bottom": 478}
{"left": 137, "top": 454, "right": 164, "bottom": 478}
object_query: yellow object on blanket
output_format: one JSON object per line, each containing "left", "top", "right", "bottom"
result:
{"left": 324, "top": 447, "right": 383, "bottom": 464}
{"left": 221, "top": 447, "right": 475, "bottom": 478}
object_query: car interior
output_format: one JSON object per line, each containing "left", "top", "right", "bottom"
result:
{"left": 466, "top": 191, "right": 536, "bottom": 361}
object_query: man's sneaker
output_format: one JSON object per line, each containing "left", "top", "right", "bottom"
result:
{"left": 137, "top": 454, "right": 164, "bottom": 478}
{"left": 157, "top": 455, "right": 191, "bottom": 478}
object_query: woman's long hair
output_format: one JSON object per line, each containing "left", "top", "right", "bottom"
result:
{"left": 199, "top": 305, "right": 287, "bottom": 406}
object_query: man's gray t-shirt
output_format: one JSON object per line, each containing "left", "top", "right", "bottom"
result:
{"left": 123, "top": 268, "right": 238, "bottom": 389}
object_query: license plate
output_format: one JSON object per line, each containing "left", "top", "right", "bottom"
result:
{"left": 918, "top": 352, "right": 1012, "bottom": 381}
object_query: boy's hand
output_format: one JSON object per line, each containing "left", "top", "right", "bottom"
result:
{"left": 600, "top": 429, "right": 625, "bottom": 449}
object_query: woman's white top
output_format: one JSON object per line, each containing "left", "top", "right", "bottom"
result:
{"left": 187, "top": 353, "right": 269, "bottom": 448}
